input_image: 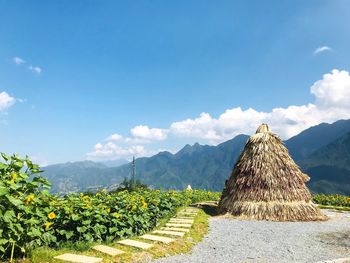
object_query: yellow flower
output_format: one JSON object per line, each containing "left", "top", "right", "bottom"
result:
{"left": 24, "top": 194, "right": 35, "bottom": 205}
{"left": 82, "top": 196, "right": 90, "bottom": 202}
{"left": 11, "top": 172, "right": 18, "bottom": 180}
{"left": 48, "top": 212, "right": 56, "bottom": 219}
{"left": 45, "top": 222, "right": 54, "bottom": 231}
{"left": 112, "top": 212, "right": 121, "bottom": 218}
{"left": 10, "top": 173, "right": 18, "bottom": 184}
{"left": 141, "top": 201, "right": 148, "bottom": 209}
{"left": 106, "top": 208, "right": 111, "bottom": 213}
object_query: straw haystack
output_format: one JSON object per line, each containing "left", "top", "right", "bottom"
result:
{"left": 218, "top": 124, "right": 325, "bottom": 221}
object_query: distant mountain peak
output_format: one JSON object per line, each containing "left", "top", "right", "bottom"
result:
{"left": 156, "top": 151, "right": 173, "bottom": 157}
{"left": 175, "top": 142, "right": 203, "bottom": 157}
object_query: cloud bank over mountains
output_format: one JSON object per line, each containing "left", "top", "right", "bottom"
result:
{"left": 87, "top": 69, "right": 350, "bottom": 161}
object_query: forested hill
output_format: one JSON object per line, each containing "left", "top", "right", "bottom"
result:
{"left": 43, "top": 119, "right": 350, "bottom": 195}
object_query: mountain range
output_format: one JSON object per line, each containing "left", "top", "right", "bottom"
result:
{"left": 43, "top": 119, "right": 350, "bottom": 195}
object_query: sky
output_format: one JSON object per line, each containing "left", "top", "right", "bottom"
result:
{"left": 1, "top": 0, "right": 350, "bottom": 165}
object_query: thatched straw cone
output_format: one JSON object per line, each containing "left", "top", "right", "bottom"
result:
{"left": 218, "top": 124, "right": 326, "bottom": 221}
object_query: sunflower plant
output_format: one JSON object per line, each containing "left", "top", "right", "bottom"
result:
{"left": 0, "top": 153, "right": 221, "bottom": 260}
{"left": 0, "top": 153, "right": 54, "bottom": 261}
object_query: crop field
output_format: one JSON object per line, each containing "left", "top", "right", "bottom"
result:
{"left": 1, "top": 153, "right": 349, "bottom": 262}
{"left": 0, "top": 153, "right": 220, "bottom": 261}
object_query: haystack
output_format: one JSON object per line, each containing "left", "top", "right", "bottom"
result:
{"left": 218, "top": 124, "right": 325, "bottom": 221}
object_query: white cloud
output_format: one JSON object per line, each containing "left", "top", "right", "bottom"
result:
{"left": 0, "top": 92, "right": 16, "bottom": 112}
{"left": 28, "top": 65, "right": 42, "bottom": 74}
{"left": 13, "top": 56, "right": 42, "bottom": 74}
{"left": 170, "top": 69, "right": 350, "bottom": 140}
{"left": 86, "top": 142, "right": 148, "bottom": 161}
{"left": 87, "top": 69, "right": 350, "bottom": 160}
{"left": 311, "top": 69, "right": 350, "bottom": 108}
{"left": 130, "top": 125, "right": 168, "bottom": 141}
{"left": 13, "top": 57, "right": 25, "bottom": 65}
{"left": 106, "top": 133, "right": 123, "bottom": 141}
{"left": 313, "top": 46, "right": 332, "bottom": 55}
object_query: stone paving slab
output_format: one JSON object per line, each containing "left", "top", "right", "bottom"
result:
{"left": 54, "top": 253, "right": 102, "bottom": 263}
{"left": 166, "top": 223, "right": 192, "bottom": 228}
{"left": 175, "top": 214, "right": 197, "bottom": 219}
{"left": 153, "top": 230, "right": 186, "bottom": 237}
{"left": 92, "top": 245, "right": 125, "bottom": 256}
{"left": 161, "top": 227, "right": 190, "bottom": 232}
{"left": 175, "top": 216, "right": 195, "bottom": 219}
{"left": 118, "top": 239, "right": 153, "bottom": 249}
{"left": 140, "top": 234, "right": 175, "bottom": 244}
{"left": 181, "top": 209, "right": 199, "bottom": 212}
{"left": 177, "top": 212, "right": 197, "bottom": 215}
{"left": 169, "top": 218, "right": 194, "bottom": 223}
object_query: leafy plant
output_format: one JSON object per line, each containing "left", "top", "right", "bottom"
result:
{"left": 0, "top": 153, "right": 53, "bottom": 261}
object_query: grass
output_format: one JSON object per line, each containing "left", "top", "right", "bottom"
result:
{"left": 14, "top": 207, "right": 210, "bottom": 263}
{"left": 318, "top": 204, "right": 350, "bottom": 212}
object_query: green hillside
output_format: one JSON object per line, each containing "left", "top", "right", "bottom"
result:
{"left": 43, "top": 120, "right": 350, "bottom": 195}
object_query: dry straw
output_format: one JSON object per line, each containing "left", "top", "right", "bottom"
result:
{"left": 218, "top": 124, "right": 326, "bottom": 221}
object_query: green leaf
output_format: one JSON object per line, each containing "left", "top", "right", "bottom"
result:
{"left": 77, "top": 226, "right": 87, "bottom": 233}
{"left": 3, "top": 210, "right": 15, "bottom": 223}
{"left": 71, "top": 214, "right": 80, "bottom": 221}
{"left": 28, "top": 228, "right": 41, "bottom": 237}
{"left": 0, "top": 162, "right": 7, "bottom": 170}
{"left": 0, "top": 186, "right": 8, "bottom": 196}
{"left": 65, "top": 231, "right": 74, "bottom": 240}
{"left": 41, "top": 232, "right": 57, "bottom": 244}
{"left": 1, "top": 153, "right": 10, "bottom": 161}
{"left": 6, "top": 195, "right": 22, "bottom": 207}
{"left": 82, "top": 220, "right": 91, "bottom": 225}
{"left": 13, "top": 161, "right": 24, "bottom": 169}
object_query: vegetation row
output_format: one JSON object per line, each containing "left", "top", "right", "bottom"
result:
{"left": 313, "top": 194, "right": 350, "bottom": 208}
{"left": 0, "top": 153, "right": 220, "bottom": 260}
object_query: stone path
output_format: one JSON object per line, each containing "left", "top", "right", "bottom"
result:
{"left": 161, "top": 227, "right": 190, "bottom": 232}
{"left": 117, "top": 239, "right": 154, "bottom": 249}
{"left": 140, "top": 234, "right": 175, "bottom": 244}
{"left": 54, "top": 254, "right": 102, "bottom": 263}
{"left": 92, "top": 245, "right": 125, "bottom": 256}
{"left": 54, "top": 207, "right": 199, "bottom": 262}
{"left": 153, "top": 230, "right": 186, "bottom": 237}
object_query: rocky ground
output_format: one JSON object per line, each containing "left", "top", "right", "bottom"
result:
{"left": 154, "top": 209, "right": 350, "bottom": 263}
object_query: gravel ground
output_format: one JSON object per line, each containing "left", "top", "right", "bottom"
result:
{"left": 154, "top": 210, "right": 350, "bottom": 263}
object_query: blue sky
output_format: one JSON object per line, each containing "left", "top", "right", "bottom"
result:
{"left": 1, "top": 0, "right": 350, "bottom": 165}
